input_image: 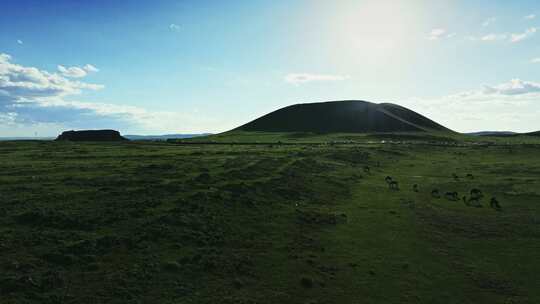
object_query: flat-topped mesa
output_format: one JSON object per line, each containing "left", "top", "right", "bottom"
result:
{"left": 55, "top": 130, "right": 128, "bottom": 141}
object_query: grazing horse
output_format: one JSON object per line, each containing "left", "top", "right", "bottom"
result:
{"left": 463, "top": 196, "right": 482, "bottom": 207}
{"left": 413, "top": 184, "right": 419, "bottom": 193}
{"left": 389, "top": 181, "right": 399, "bottom": 190}
{"left": 470, "top": 189, "right": 483, "bottom": 200}
{"left": 364, "top": 166, "right": 371, "bottom": 173}
{"left": 385, "top": 176, "right": 393, "bottom": 184}
{"left": 431, "top": 189, "right": 441, "bottom": 198}
{"left": 445, "top": 191, "right": 459, "bottom": 201}
{"left": 490, "top": 197, "right": 501, "bottom": 210}
{"left": 466, "top": 173, "right": 474, "bottom": 179}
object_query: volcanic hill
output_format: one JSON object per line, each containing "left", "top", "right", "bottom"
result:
{"left": 235, "top": 100, "right": 451, "bottom": 133}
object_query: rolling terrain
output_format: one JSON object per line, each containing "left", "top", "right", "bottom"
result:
{"left": 0, "top": 139, "right": 539, "bottom": 303}
{"left": 1, "top": 101, "right": 539, "bottom": 303}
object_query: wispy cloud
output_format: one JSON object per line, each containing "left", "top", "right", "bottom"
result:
{"left": 427, "top": 28, "right": 455, "bottom": 40}
{"left": 480, "top": 33, "right": 507, "bottom": 41}
{"left": 531, "top": 58, "right": 540, "bottom": 63}
{"left": 284, "top": 73, "right": 349, "bottom": 85}
{"left": 16, "top": 40, "right": 23, "bottom": 45}
{"left": 427, "top": 28, "right": 447, "bottom": 40}
{"left": 524, "top": 14, "right": 536, "bottom": 20}
{"left": 482, "top": 79, "right": 540, "bottom": 95}
{"left": 482, "top": 17, "right": 496, "bottom": 27}
{"left": 0, "top": 112, "right": 17, "bottom": 125}
{"left": 469, "top": 27, "right": 537, "bottom": 43}
{"left": 169, "top": 23, "right": 181, "bottom": 31}
{"left": 510, "top": 27, "right": 537, "bottom": 42}
{"left": 83, "top": 64, "right": 99, "bottom": 73}
{"left": 57, "top": 64, "right": 99, "bottom": 78}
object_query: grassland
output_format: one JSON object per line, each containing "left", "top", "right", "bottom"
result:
{"left": 0, "top": 137, "right": 539, "bottom": 303}
{"left": 181, "top": 130, "right": 540, "bottom": 145}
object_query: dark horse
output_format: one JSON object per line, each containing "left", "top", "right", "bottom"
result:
{"left": 490, "top": 197, "right": 501, "bottom": 210}
{"left": 445, "top": 191, "right": 459, "bottom": 201}
{"left": 463, "top": 196, "right": 482, "bottom": 207}
{"left": 389, "top": 181, "right": 399, "bottom": 190}
{"left": 470, "top": 188, "right": 483, "bottom": 200}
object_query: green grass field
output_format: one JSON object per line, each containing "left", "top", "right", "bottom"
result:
{"left": 0, "top": 138, "right": 539, "bottom": 303}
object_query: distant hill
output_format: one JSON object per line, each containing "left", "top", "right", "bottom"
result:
{"left": 56, "top": 130, "right": 127, "bottom": 141}
{"left": 235, "top": 100, "right": 451, "bottom": 133}
{"left": 465, "top": 131, "right": 540, "bottom": 137}
{"left": 466, "top": 131, "right": 518, "bottom": 137}
{"left": 124, "top": 134, "right": 212, "bottom": 141}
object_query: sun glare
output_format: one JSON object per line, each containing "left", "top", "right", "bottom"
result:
{"left": 330, "top": 0, "right": 423, "bottom": 65}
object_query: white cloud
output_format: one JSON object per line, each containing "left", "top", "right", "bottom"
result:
{"left": 1, "top": 53, "right": 103, "bottom": 119}
{"left": 510, "top": 27, "right": 537, "bottom": 42}
{"left": 17, "top": 40, "right": 23, "bottom": 45}
{"left": 404, "top": 79, "right": 540, "bottom": 132}
{"left": 482, "top": 79, "right": 540, "bottom": 95}
{"left": 169, "top": 23, "right": 181, "bottom": 31}
{"left": 284, "top": 73, "right": 349, "bottom": 85}
{"left": 524, "top": 14, "right": 536, "bottom": 20}
{"left": 83, "top": 64, "right": 99, "bottom": 73}
{"left": 469, "top": 28, "right": 536, "bottom": 43}
{"left": 0, "top": 54, "right": 104, "bottom": 100}
{"left": 427, "top": 29, "right": 455, "bottom": 40}
{"left": 531, "top": 58, "right": 540, "bottom": 63}
{"left": 0, "top": 53, "right": 11, "bottom": 62}
{"left": 0, "top": 112, "right": 17, "bottom": 125}
{"left": 482, "top": 17, "right": 496, "bottom": 27}
{"left": 480, "top": 33, "right": 507, "bottom": 41}
{"left": 57, "top": 64, "right": 99, "bottom": 78}
{"left": 0, "top": 53, "right": 222, "bottom": 135}
{"left": 428, "top": 28, "right": 447, "bottom": 40}
{"left": 57, "top": 65, "right": 88, "bottom": 78}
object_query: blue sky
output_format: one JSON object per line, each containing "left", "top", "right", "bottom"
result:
{"left": 1, "top": 0, "right": 540, "bottom": 136}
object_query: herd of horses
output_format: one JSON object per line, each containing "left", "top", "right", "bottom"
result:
{"left": 363, "top": 165, "right": 501, "bottom": 211}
